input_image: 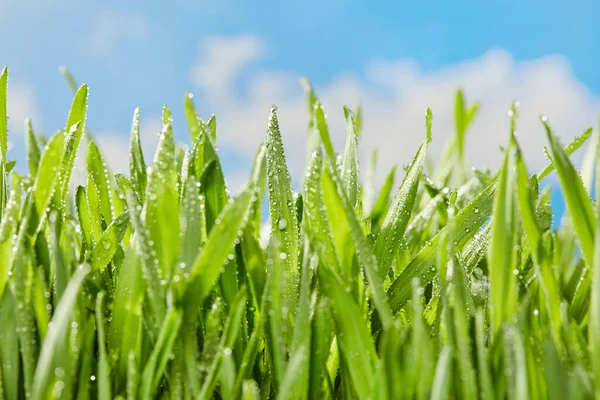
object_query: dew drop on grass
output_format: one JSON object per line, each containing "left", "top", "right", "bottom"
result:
{"left": 277, "top": 218, "right": 288, "bottom": 230}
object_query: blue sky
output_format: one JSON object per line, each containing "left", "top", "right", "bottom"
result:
{"left": 2, "top": 0, "right": 600, "bottom": 220}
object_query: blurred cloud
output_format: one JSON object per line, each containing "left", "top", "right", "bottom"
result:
{"left": 191, "top": 35, "right": 266, "bottom": 103}
{"left": 188, "top": 35, "right": 600, "bottom": 192}
{"left": 7, "top": 82, "right": 40, "bottom": 134}
{"left": 85, "top": 12, "right": 149, "bottom": 57}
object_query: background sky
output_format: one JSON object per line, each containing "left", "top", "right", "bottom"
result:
{"left": 2, "top": 0, "right": 600, "bottom": 220}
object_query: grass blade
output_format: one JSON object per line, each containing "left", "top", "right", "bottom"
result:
{"left": 488, "top": 136, "right": 518, "bottom": 333}
{"left": 266, "top": 106, "right": 300, "bottom": 324}
{"left": 0, "top": 67, "right": 7, "bottom": 161}
{"left": 90, "top": 211, "right": 130, "bottom": 271}
{"left": 31, "top": 264, "right": 91, "bottom": 399}
{"left": 340, "top": 106, "right": 359, "bottom": 207}
{"left": 373, "top": 108, "right": 431, "bottom": 279}
{"left": 543, "top": 119, "right": 595, "bottom": 266}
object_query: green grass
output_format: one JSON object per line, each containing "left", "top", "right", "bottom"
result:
{"left": 0, "top": 65, "right": 599, "bottom": 399}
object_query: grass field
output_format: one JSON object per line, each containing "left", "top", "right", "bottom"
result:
{"left": 0, "top": 65, "right": 599, "bottom": 399}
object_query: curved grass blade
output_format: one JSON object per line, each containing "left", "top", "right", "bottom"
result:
{"left": 139, "top": 307, "right": 183, "bottom": 399}
{"left": 386, "top": 179, "right": 497, "bottom": 313}
{"left": 543, "top": 120, "right": 595, "bottom": 266}
{"left": 198, "top": 288, "right": 247, "bottom": 400}
{"left": 58, "top": 84, "right": 88, "bottom": 208}
{"left": 374, "top": 109, "right": 431, "bottom": 279}
{"left": 538, "top": 127, "right": 592, "bottom": 181}
{"left": 90, "top": 210, "right": 130, "bottom": 271}
{"left": 31, "top": 264, "right": 91, "bottom": 399}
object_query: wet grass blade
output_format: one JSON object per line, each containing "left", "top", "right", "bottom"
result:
{"left": 33, "top": 131, "right": 66, "bottom": 233}
{"left": 0, "top": 67, "right": 7, "bottom": 161}
{"left": 184, "top": 93, "right": 202, "bottom": 143}
{"left": 145, "top": 122, "right": 180, "bottom": 280}
{"left": 322, "top": 166, "right": 394, "bottom": 329}
{"left": 373, "top": 109, "right": 431, "bottom": 279}
{"left": 488, "top": 137, "right": 518, "bottom": 333}
{"left": 185, "top": 184, "right": 255, "bottom": 303}
{"left": 590, "top": 133, "right": 600, "bottom": 398}
{"left": 303, "top": 149, "right": 340, "bottom": 273}
{"left": 139, "top": 307, "right": 183, "bottom": 399}
{"left": 0, "top": 172, "right": 20, "bottom": 296}
{"left": 266, "top": 106, "right": 300, "bottom": 324}
{"left": 90, "top": 211, "right": 130, "bottom": 271}
{"left": 314, "top": 102, "right": 336, "bottom": 162}
{"left": 25, "top": 118, "right": 41, "bottom": 178}
{"left": 31, "top": 264, "right": 91, "bottom": 399}
{"left": 96, "top": 292, "right": 112, "bottom": 400}
{"left": 386, "top": 179, "right": 496, "bottom": 313}
{"left": 430, "top": 346, "right": 453, "bottom": 400}
{"left": 341, "top": 106, "right": 359, "bottom": 207}
{"left": 318, "top": 266, "right": 377, "bottom": 400}
{"left": 538, "top": 127, "right": 592, "bottom": 181}
{"left": 543, "top": 120, "right": 595, "bottom": 266}
{"left": 87, "top": 141, "right": 114, "bottom": 224}
{"left": 58, "top": 84, "right": 88, "bottom": 207}
{"left": 129, "top": 108, "right": 147, "bottom": 202}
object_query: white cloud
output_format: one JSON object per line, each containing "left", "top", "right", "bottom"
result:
{"left": 7, "top": 82, "right": 40, "bottom": 134}
{"left": 85, "top": 12, "right": 149, "bottom": 56}
{"left": 188, "top": 35, "right": 600, "bottom": 191}
{"left": 191, "top": 34, "right": 266, "bottom": 103}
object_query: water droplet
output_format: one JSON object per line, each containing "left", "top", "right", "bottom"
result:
{"left": 277, "top": 218, "right": 288, "bottom": 230}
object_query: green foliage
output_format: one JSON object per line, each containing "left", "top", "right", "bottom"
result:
{"left": 0, "top": 66, "right": 599, "bottom": 398}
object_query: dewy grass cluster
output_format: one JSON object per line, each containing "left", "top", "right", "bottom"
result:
{"left": 0, "top": 65, "right": 599, "bottom": 400}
